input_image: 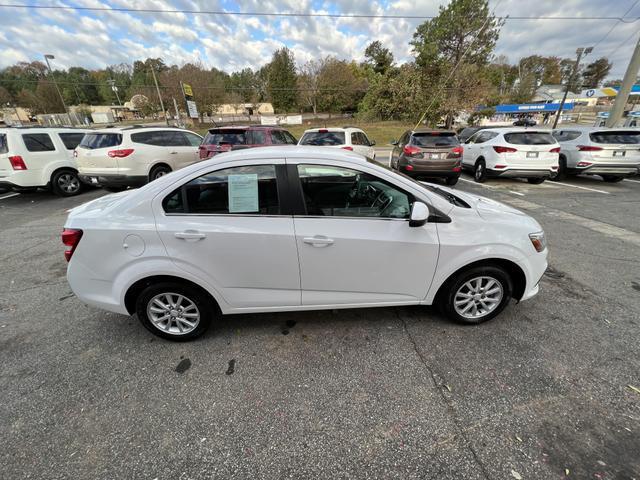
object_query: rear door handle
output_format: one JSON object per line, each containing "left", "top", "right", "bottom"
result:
{"left": 303, "top": 236, "right": 334, "bottom": 247}
{"left": 170, "top": 151, "right": 178, "bottom": 154}
{"left": 175, "top": 230, "right": 206, "bottom": 241}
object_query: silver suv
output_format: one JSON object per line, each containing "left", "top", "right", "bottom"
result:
{"left": 552, "top": 127, "right": 640, "bottom": 182}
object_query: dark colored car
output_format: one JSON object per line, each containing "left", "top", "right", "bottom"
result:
{"left": 199, "top": 126, "right": 297, "bottom": 160}
{"left": 389, "top": 129, "right": 463, "bottom": 185}
{"left": 457, "top": 125, "right": 502, "bottom": 143}
{"left": 513, "top": 117, "right": 537, "bottom": 127}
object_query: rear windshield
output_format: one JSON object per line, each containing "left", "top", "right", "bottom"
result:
{"left": 79, "top": 133, "right": 122, "bottom": 149}
{"left": 412, "top": 132, "right": 459, "bottom": 147}
{"left": 204, "top": 129, "right": 247, "bottom": 145}
{"left": 0, "top": 134, "right": 7, "bottom": 154}
{"left": 504, "top": 132, "right": 555, "bottom": 145}
{"left": 589, "top": 131, "right": 640, "bottom": 144}
{"left": 300, "top": 131, "right": 346, "bottom": 146}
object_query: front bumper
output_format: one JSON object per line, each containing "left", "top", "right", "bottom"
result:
{"left": 79, "top": 174, "right": 147, "bottom": 187}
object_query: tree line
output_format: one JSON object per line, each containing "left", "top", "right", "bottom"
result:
{"left": 0, "top": 0, "right": 615, "bottom": 125}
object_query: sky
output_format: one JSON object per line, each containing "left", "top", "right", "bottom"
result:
{"left": 0, "top": 0, "right": 638, "bottom": 79}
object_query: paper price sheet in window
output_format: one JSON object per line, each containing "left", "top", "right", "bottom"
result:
{"left": 228, "top": 174, "right": 259, "bottom": 213}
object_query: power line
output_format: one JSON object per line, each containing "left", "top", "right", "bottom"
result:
{"left": 605, "top": 26, "right": 640, "bottom": 58}
{"left": 0, "top": 3, "right": 639, "bottom": 21}
{"left": 592, "top": 0, "right": 640, "bottom": 50}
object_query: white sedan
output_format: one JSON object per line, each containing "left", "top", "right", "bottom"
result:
{"left": 63, "top": 146, "right": 548, "bottom": 341}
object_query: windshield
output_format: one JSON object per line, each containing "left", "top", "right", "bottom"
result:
{"left": 0, "top": 134, "right": 7, "bottom": 154}
{"left": 79, "top": 133, "right": 122, "bottom": 149}
{"left": 412, "top": 133, "right": 459, "bottom": 148}
{"left": 589, "top": 131, "right": 640, "bottom": 144}
{"left": 204, "top": 130, "right": 247, "bottom": 145}
{"left": 300, "top": 131, "right": 346, "bottom": 146}
{"left": 504, "top": 132, "right": 555, "bottom": 145}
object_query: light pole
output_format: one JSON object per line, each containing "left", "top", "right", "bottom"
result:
{"left": 552, "top": 46, "right": 593, "bottom": 129}
{"left": 107, "top": 79, "right": 122, "bottom": 106}
{"left": 43, "top": 54, "right": 69, "bottom": 121}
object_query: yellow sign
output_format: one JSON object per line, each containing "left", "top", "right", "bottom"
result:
{"left": 182, "top": 83, "right": 194, "bottom": 97}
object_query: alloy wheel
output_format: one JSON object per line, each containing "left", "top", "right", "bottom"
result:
{"left": 147, "top": 292, "right": 201, "bottom": 335}
{"left": 453, "top": 276, "right": 503, "bottom": 320}
{"left": 58, "top": 173, "right": 80, "bottom": 193}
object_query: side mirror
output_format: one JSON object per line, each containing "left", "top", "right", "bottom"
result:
{"left": 409, "top": 202, "right": 429, "bottom": 227}
{"left": 390, "top": 139, "right": 398, "bottom": 146}
{"left": 370, "top": 140, "right": 376, "bottom": 146}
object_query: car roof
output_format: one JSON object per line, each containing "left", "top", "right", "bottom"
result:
{"left": 553, "top": 126, "right": 639, "bottom": 132}
{"left": 205, "top": 145, "right": 368, "bottom": 163}
{"left": 88, "top": 126, "right": 194, "bottom": 134}
{"left": 207, "top": 125, "right": 285, "bottom": 131}
{"left": 478, "top": 127, "right": 552, "bottom": 134}
{"left": 412, "top": 128, "right": 456, "bottom": 134}
{"left": 0, "top": 127, "right": 89, "bottom": 133}
{"left": 302, "top": 127, "right": 362, "bottom": 133}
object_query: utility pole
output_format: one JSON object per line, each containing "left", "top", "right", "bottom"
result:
{"left": 606, "top": 35, "right": 640, "bottom": 127}
{"left": 43, "top": 54, "right": 72, "bottom": 125}
{"left": 553, "top": 46, "right": 593, "bottom": 129}
{"left": 172, "top": 97, "right": 182, "bottom": 128}
{"left": 107, "top": 79, "right": 122, "bottom": 106}
{"left": 150, "top": 66, "right": 168, "bottom": 126}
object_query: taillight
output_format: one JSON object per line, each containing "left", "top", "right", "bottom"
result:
{"left": 577, "top": 145, "right": 603, "bottom": 152}
{"left": 577, "top": 161, "right": 593, "bottom": 167}
{"left": 107, "top": 148, "right": 135, "bottom": 158}
{"left": 493, "top": 146, "right": 517, "bottom": 154}
{"left": 450, "top": 146, "right": 463, "bottom": 157}
{"left": 62, "top": 228, "right": 83, "bottom": 262}
{"left": 9, "top": 155, "right": 27, "bottom": 170}
{"left": 494, "top": 164, "right": 507, "bottom": 169}
{"left": 342, "top": 146, "right": 353, "bottom": 151}
{"left": 318, "top": 129, "right": 328, "bottom": 133}
{"left": 403, "top": 145, "right": 421, "bottom": 156}
{"left": 550, "top": 147, "right": 561, "bottom": 153}
{"left": 405, "top": 165, "right": 414, "bottom": 171}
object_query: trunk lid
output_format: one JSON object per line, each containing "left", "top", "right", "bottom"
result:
{"left": 587, "top": 130, "right": 640, "bottom": 164}
{"left": 500, "top": 131, "right": 558, "bottom": 168}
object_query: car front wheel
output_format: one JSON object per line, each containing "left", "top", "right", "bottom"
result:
{"left": 136, "top": 282, "right": 214, "bottom": 341}
{"left": 438, "top": 265, "right": 513, "bottom": 324}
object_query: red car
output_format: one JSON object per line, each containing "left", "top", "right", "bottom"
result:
{"left": 199, "top": 126, "right": 298, "bottom": 159}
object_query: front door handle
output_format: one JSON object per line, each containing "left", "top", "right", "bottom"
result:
{"left": 303, "top": 235, "right": 334, "bottom": 247}
{"left": 169, "top": 151, "right": 178, "bottom": 154}
{"left": 175, "top": 230, "right": 206, "bottom": 241}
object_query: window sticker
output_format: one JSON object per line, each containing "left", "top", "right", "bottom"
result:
{"left": 228, "top": 174, "right": 259, "bottom": 212}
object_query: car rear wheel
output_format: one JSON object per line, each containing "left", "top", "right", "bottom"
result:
{"left": 150, "top": 165, "right": 171, "bottom": 182}
{"left": 51, "top": 169, "right": 83, "bottom": 197}
{"left": 438, "top": 265, "right": 513, "bottom": 325}
{"left": 474, "top": 160, "right": 487, "bottom": 183}
{"left": 601, "top": 175, "right": 624, "bottom": 183}
{"left": 445, "top": 176, "right": 459, "bottom": 186}
{"left": 527, "top": 177, "right": 545, "bottom": 184}
{"left": 136, "top": 282, "right": 213, "bottom": 341}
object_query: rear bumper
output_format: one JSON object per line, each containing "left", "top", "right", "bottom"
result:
{"left": 399, "top": 163, "right": 461, "bottom": 178}
{"left": 79, "top": 174, "right": 147, "bottom": 187}
{"left": 488, "top": 168, "right": 552, "bottom": 178}
{"left": 570, "top": 164, "right": 639, "bottom": 176}
{"left": 0, "top": 170, "right": 45, "bottom": 188}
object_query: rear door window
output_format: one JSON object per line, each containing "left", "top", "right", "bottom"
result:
{"left": 131, "top": 130, "right": 183, "bottom": 146}
{"left": 22, "top": 133, "right": 55, "bottom": 152}
{"left": 79, "top": 133, "right": 122, "bottom": 149}
{"left": 250, "top": 130, "right": 266, "bottom": 145}
{"left": 299, "top": 131, "right": 346, "bottom": 146}
{"left": 504, "top": 132, "right": 555, "bottom": 145}
{"left": 203, "top": 129, "right": 247, "bottom": 146}
{"left": 589, "top": 131, "right": 640, "bottom": 144}
{"left": 58, "top": 132, "right": 86, "bottom": 150}
{"left": 0, "top": 134, "right": 7, "bottom": 154}
{"left": 183, "top": 132, "right": 203, "bottom": 147}
{"left": 412, "top": 132, "right": 459, "bottom": 147}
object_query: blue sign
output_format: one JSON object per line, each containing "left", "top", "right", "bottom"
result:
{"left": 612, "top": 85, "right": 640, "bottom": 94}
{"left": 495, "top": 103, "right": 575, "bottom": 114}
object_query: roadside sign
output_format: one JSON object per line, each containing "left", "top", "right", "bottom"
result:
{"left": 182, "top": 83, "right": 194, "bottom": 98}
{"left": 186, "top": 100, "right": 198, "bottom": 119}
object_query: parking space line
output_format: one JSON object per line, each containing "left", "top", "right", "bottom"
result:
{"left": 549, "top": 181, "right": 610, "bottom": 195}
{"left": 508, "top": 191, "right": 525, "bottom": 196}
{"left": 458, "top": 177, "right": 499, "bottom": 190}
{"left": 624, "top": 178, "right": 640, "bottom": 184}
{"left": 0, "top": 193, "right": 20, "bottom": 201}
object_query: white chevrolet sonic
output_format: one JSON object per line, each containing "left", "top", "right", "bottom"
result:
{"left": 63, "top": 147, "right": 548, "bottom": 341}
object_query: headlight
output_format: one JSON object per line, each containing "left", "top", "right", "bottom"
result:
{"left": 529, "top": 231, "right": 546, "bottom": 253}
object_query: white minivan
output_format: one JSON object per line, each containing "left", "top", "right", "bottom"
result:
{"left": 75, "top": 126, "right": 203, "bottom": 191}
{"left": 0, "top": 127, "right": 90, "bottom": 196}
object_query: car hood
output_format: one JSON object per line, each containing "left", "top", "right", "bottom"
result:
{"left": 425, "top": 183, "right": 528, "bottom": 219}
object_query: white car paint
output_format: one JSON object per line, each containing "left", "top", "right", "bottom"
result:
{"left": 298, "top": 127, "right": 376, "bottom": 160}
{"left": 0, "top": 127, "right": 89, "bottom": 190}
{"left": 461, "top": 128, "right": 559, "bottom": 180}
{"left": 64, "top": 146, "right": 547, "bottom": 327}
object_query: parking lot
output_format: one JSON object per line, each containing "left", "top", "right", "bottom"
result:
{"left": 1, "top": 163, "right": 639, "bottom": 479}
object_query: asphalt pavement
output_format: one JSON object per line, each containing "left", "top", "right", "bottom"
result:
{"left": 1, "top": 166, "right": 639, "bottom": 479}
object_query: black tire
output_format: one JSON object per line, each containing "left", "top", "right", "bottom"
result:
{"left": 474, "top": 159, "right": 487, "bottom": 183}
{"left": 149, "top": 165, "right": 171, "bottom": 182}
{"left": 527, "top": 177, "right": 545, "bottom": 185}
{"left": 445, "top": 176, "right": 459, "bottom": 186}
{"left": 136, "top": 282, "right": 214, "bottom": 341}
{"left": 103, "top": 186, "right": 127, "bottom": 193}
{"left": 551, "top": 156, "right": 567, "bottom": 181}
{"left": 601, "top": 175, "right": 624, "bottom": 183}
{"left": 437, "top": 265, "right": 513, "bottom": 325}
{"left": 51, "top": 169, "right": 83, "bottom": 197}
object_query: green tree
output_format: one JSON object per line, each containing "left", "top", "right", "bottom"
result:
{"left": 266, "top": 47, "right": 298, "bottom": 112}
{"left": 317, "top": 58, "right": 367, "bottom": 114}
{"left": 410, "top": 0, "right": 503, "bottom": 127}
{"left": 364, "top": 41, "right": 394, "bottom": 75}
{"left": 582, "top": 58, "right": 612, "bottom": 88}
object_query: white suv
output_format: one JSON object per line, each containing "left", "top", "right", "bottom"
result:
{"left": 0, "top": 127, "right": 90, "bottom": 196}
{"left": 298, "top": 127, "right": 376, "bottom": 160}
{"left": 552, "top": 127, "right": 640, "bottom": 182}
{"left": 76, "top": 126, "right": 203, "bottom": 191}
{"left": 462, "top": 128, "right": 560, "bottom": 184}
